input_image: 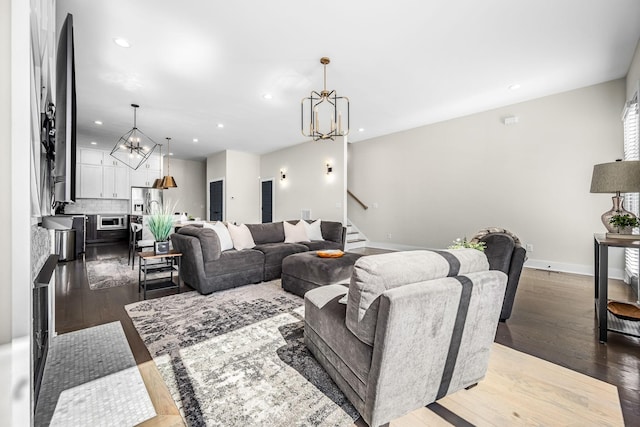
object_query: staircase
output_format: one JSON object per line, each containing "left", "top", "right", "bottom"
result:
{"left": 344, "top": 220, "right": 368, "bottom": 251}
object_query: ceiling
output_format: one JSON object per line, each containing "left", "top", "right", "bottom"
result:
{"left": 57, "top": 0, "right": 640, "bottom": 161}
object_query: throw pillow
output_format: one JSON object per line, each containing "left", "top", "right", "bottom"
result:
{"left": 284, "top": 221, "right": 310, "bottom": 243}
{"left": 203, "top": 222, "right": 233, "bottom": 251}
{"left": 303, "top": 219, "right": 324, "bottom": 241}
{"left": 227, "top": 223, "right": 256, "bottom": 250}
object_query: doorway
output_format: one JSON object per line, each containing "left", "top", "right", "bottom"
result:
{"left": 261, "top": 179, "right": 274, "bottom": 223}
{"left": 209, "top": 179, "right": 224, "bottom": 221}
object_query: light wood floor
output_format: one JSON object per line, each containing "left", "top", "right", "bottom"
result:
{"left": 56, "top": 244, "right": 639, "bottom": 427}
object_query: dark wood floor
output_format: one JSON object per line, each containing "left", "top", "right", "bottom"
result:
{"left": 56, "top": 243, "right": 640, "bottom": 426}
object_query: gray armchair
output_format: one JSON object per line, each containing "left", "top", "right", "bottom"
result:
{"left": 471, "top": 227, "right": 527, "bottom": 321}
{"left": 304, "top": 250, "right": 507, "bottom": 427}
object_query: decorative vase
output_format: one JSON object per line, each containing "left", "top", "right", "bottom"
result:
{"left": 601, "top": 195, "right": 636, "bottom": 233}
{"left": 154, "top": 241, "right": 169, "bottom": 255}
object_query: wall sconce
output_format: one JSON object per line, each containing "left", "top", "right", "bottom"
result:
{"left": 326, "top": 164, "right": 333, "bottom": 174}
{"left": 280, "top": 170, "right": 286, "bottom": 180}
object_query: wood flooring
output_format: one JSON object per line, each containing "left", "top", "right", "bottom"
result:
{"left": 54, "top": 243, "right": 640, "bottom": 426}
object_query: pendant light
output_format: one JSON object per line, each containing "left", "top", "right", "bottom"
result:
{"left": 110, "top": 104, "right": 159, "bottom": 169}
{"left": 301, "top": 57, "right": 350, "bottom": 141}
{"left": 161, "top": 137, "right": 177, "bottom": 188}
{"left": 151, "top": 143, "right": 164, "bottom": 189}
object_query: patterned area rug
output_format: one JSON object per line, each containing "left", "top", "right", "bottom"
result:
{"left": 125, "top": 280, "right": 359, "bottom": 426}
{"left": 86, "top": 257, "right": 167, "bottom": 290}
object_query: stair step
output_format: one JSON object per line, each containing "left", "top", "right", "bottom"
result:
{"left": 347, "top": 231, "right": 359, "bottom": 235}
{"left": 347, "top": 238, "right": 367, "bottom": 243}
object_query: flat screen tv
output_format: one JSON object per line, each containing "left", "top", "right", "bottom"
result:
{"left": 53, "top": 13, "right": 76, "bottom": 204}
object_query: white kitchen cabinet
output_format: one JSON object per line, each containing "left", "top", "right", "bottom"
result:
{"left": 79, "top": 164, "right": 103, "bottom": 198}
{"left": 103, "top": 166, "right": 130, "bottom": 199}
{"left": 77, "top": 147, "right": 131, "bottom": 198}
{"left": 79, "top": 148, "right": 104, "bottom": 165}
{"left": 130, "top": 154, "right": 161, "bottom": 187}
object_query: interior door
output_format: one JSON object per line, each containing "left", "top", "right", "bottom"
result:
{"left": 261, "top": 179, "right": 273, "bottom": 223}
{"left": 209, "top": 180, "right": 223, "bottom": 221}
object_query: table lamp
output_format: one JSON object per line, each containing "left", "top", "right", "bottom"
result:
{"left": 590, "top": 160, "right": 640, "bottom": 232}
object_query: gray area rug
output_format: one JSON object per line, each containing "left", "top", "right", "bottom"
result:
{"left": 35, "top": 321, "right": 156, "bottom": 427}
{"left": 86, "top": 256, "right": 166, "bottom": 290}
{"left": 125, "top": 280, "right": 359, "bottom": 426}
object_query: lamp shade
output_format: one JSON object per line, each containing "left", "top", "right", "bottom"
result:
{"left": 590, "top": 160, "right": 640, "bottom": 193}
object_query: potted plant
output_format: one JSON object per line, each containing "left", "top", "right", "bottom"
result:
{"left": 448, "top": 237, "right": 487, "bottom": 252}
{"left": 609, "top": 214, "right": 640, "bottom": 234}
{"left": 148, "top": 203, "right": 176, "bottom": 254}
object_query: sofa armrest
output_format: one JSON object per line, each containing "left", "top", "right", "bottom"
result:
{"left": 170, "top": 233, "right": 208, "bottom": 293}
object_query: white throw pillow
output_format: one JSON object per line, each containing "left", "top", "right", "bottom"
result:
{"left": 227, "top": 223, "right": 256, "bottom": 250}
{"left": 203, "top": 222, "right": 233, "bottom": 251}
{"left": 303, "top": 219, "right": 324, "bottom": 241}
{"left": 284, "top": 221, "right": 310, "bottom": 243}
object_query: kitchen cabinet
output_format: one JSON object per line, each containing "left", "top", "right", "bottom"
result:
{"left": 79, "top": 164, "right": 103, "bottom": 198}
{"left": 103, "top": 166, "right": 130, "bottom": 199}
{"left": 130, "top": 154, "right": 161, "bottom": 187}
{"left": 77, "top": 148, "right": 130, "bottom": 199}
{"left": 86, "top": 215, "right": 98, "bottom": 242}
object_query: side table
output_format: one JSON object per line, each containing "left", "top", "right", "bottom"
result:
{"left": 593, "top": 233, "right": 640, "bottom": 342}
{"left": 138, "top": 250, "right": 182, "bottom": 299}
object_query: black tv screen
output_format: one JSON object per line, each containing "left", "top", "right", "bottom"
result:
{"left": 53, "top": 13, "right": 76, "bottom": 203}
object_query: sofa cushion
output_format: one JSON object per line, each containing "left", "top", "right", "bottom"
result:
{"left": 346, "top": 249, "right": 489, "bottom": 346}
{"left": 203, "top": 221, "right": 233, "bottom": 251}
{"left": 203, "top": 248, "right": 264, "bottom": 277}
{"left": 303, "top": 219, "right": 324, "bottom": 241}
{"left": 227, "top": 223, "right": 256, "bottom": 250}
{"left": 284, "top": 220, "right": 310, "bottom": 243}
{"left": 246, "top": 222, "right": 285, "bottom": 244}
{"left": 254, "top": 242, "right": 309, "bottom": 281}
{"left": 300, "top": 240, "right": 342, "bottom": 251}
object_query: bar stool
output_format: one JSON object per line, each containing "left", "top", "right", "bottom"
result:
{"left": 129, "top": 223, "right": 155, "bottom": 269}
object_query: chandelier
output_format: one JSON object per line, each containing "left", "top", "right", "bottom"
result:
{"left": 301, "top": 57, "right": 349, "bottom": 141}
{"left": 110, "top": 104, "right": 159, "bottom": 170}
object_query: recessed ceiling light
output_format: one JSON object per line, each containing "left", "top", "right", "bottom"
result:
{"left": 358, "top": 128, "right": 365, "bottom": 132}
{"left": 508, "top": 84, "right": 521, "bottom": 91}
{"left": 90, "top": 141, "right": 97, "bottom": 145}
{"left": 94, "top": 120, "right": 103, "bottom": 125}
{"left": 113, "top": 38, "right": 131, "bottom": 48}
{"left": 217, "top": 123, "right": 224, "bottom": 128}
{"left": 192, "top": 138, "right": 198, "bottom": 143}
{"left": 169, "top": 152, "right": 174, "bottom": 156}
{"left": 263, "top": 93, "right": 273, "bottom": 99}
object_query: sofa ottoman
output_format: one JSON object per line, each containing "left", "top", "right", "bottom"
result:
{"left": 281, "top": 251, "right": 363, "bottom": 297}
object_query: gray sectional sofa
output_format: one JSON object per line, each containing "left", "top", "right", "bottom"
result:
{"left": 170, "top": 220, "right": 346, "bottom": 294}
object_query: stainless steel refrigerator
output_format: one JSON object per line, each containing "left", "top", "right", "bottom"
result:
{"left": 131, "top": 187, "right": 164, "bottom": 214}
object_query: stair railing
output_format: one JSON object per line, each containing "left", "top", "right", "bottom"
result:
{"left": 347, "top": 190, "right": 368, "bottom": 210}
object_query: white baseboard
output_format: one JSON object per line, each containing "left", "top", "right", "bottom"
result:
{"left": 524, "top": 258, "right": 624, "bottom": 281}
{"left": 366, "top": 242, "right": 624, "bottom": 280}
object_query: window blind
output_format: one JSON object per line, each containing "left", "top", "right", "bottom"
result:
{"left": 623, "top": 94, "right": 639, "bottom": 284}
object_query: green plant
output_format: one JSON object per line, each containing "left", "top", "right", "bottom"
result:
{"left": 147, "top": 202, "right": 176, "bottom": 241}
{"left": 609, "top": 214, "right": 640, "bottom": 229}
{"left": 448, "top": 237, "right": 486, "bottom": 252}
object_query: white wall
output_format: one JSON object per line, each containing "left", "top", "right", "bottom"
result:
{"left": 349, "top": 80, "right": 626, "bottom": 275}
{"left": 226, "top": 150, "right": 260, "bottom": 224}
{"left": 626, "top": 37, "right": 640, "bottom": 100}
{"left": 0, "top": 0, "right": 12, "bottom": 346}
{"left": 162, "top": 158, "right": 206, "bottom": 219}
{"left": 260, "top": 138, "right": 346, "bottom": 223}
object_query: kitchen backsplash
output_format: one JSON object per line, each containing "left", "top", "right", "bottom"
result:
{"left": 64, "top": 198, "right": 129, "bottom": 214}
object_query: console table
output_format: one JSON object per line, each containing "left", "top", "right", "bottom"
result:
{"left": 593, "top": 234, "right": 640, "bottom": 342}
